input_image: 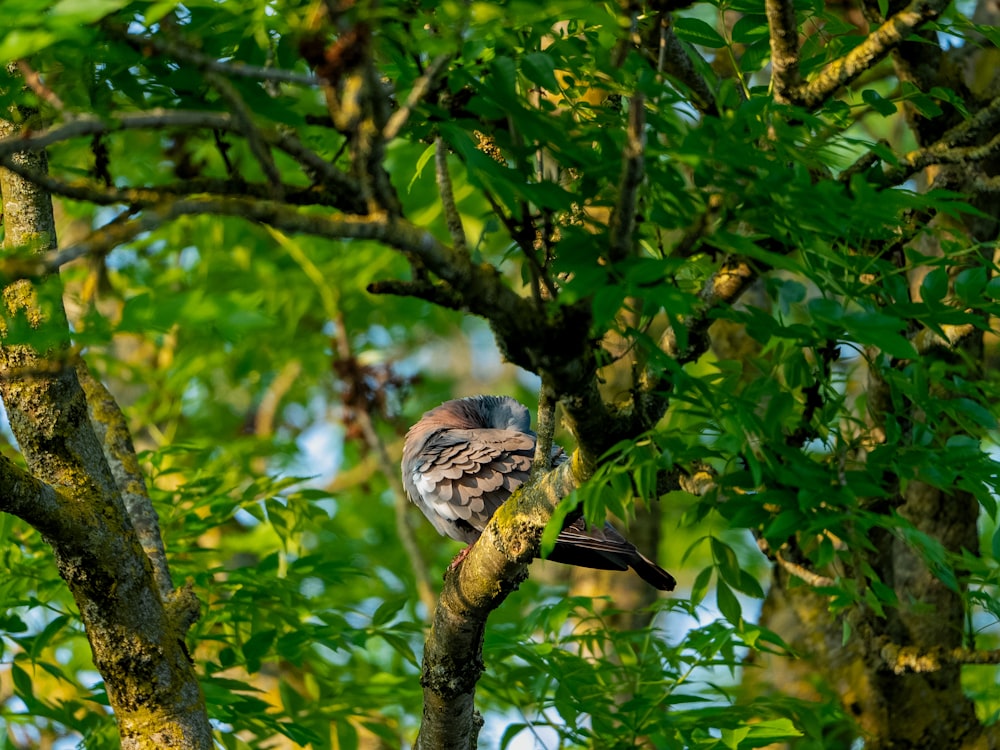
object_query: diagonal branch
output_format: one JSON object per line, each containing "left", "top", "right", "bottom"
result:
{"left": 881, "top": 130, "right": 1000, "bottom": 185}
{"left": 77, "top": 365, "right": 176, "bottom": 601}
{"left": 383, "top": 54, "right": 452, "bottom": 142}
{"left": 793, "top": 0, "right": 951, "bottom": 108}
{"left": 649, "top": 16, "right": 721, "bottom": 116}
{"left": 634, "top": 255, "right": 756, "bottom": 427}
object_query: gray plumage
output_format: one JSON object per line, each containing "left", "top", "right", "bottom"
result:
{"left": 402, "top": 395, "right": 676, "bottom": 591}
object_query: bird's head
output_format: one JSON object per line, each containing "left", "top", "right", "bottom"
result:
{"left": 463, "top": 395, "right": 531, "bottom": 433}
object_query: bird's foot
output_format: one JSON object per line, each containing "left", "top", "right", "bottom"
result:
{"left": 444, "top": 545, "right": 473, "bottom": 578}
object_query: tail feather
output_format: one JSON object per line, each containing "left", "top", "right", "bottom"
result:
{"left": 544, "top": 519, "right": 676, "bottom": 591}
{"left": 627, "top": 552, "right": 676, "bottom": 591}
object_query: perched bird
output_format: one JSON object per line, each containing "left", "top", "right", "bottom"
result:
{"left": 401, "top": 395, "right": 676, "bottom": 591}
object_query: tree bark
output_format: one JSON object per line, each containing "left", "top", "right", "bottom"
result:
{"left": 0, "top": 117, "right": 212, "bottom": 749}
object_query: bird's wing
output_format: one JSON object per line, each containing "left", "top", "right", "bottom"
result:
{"left": 552, "top": 519, "right": 637, "bottom": 562}
{"left": 407, "top": 427, "right": 535, "bottom": 539}
{"left": 549, "top": 519, "right": 677, "bottom": 591}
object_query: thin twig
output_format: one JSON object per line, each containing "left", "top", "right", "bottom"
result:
{"left": 15, "top": 60, "right": 65, "bottom": 112}
{"left": 839, "top": 140, "right": 890, "bottom": 182}
{"left": 123, "top": 31, "right": 323, "bottom": 86}
{"left": 434, "top": 137, "right": 467, "bottom": 254}
{"left": 0, "top": 111, "right": 364, "bottom": 206}
{"left": 0, "top": 156, "right": 360, "bottom": 216}
{"left": 332, "top": 315, "right": 437, "bottom": 615}
{"left": 204, "top": 71, "right": 284, "bottom": 199}
{"left": 608, "top": 93, "right": 645, "bottom": 263}
{"left": 382, "top": 54, "right": 451, "bottom": 142}
{"left": 876, "top": 637, "right": 1000, "bottom": 674}
{"left": 366, "top": 278, "right": 465, "bottom": 310}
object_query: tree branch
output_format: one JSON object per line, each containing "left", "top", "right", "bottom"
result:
{"left": 383, "top": 54, "right": 451, "bottom": 142}
{"left": 416, "top": 459, "right": 581, "bottom": 750}
{"left": 0, "top": 454, "right": 67, "bottom": 537}
{"left": 881, "top": 129, "right": 1000, "bottom": 185}
{"left": 608, "top": 93, "right": 645, "bottom": 263}
{"left": 0, "top": 115, "right": 211, "bottom": 749}
{"left": 766, "top": 0, "right": 802, "bottom": 103}
{"left": 0, "top": 111, "right": 366, "bottom": 210}
{"left": 203, "top": 71, "right": 284, "bottom": 198}
{"left": 434, "top": 137, "right": 468, "bottom": 254}
{"left": 876, "top": 638, "right": 1000, "bottom": 674}
{"left": 330, "top": 314, "right": 438, "bottom": 616}
{"left": 77, "top": 365, "right": 177, "bottom": 602}
{"left": 649, "top": 16, "right": 721, "bottom": 116}
{"left": 794, "top": 0, "right": 951, "bottom": 109}
{"left": 121, "top": 30, "right": 324, "bottom": 87}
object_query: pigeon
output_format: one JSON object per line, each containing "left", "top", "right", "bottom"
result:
{"left": 401, "top": 395, "right": 676, "bottom": 590}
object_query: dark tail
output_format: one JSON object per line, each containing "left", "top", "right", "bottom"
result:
{"left": 627, "top": 551, "right": 676, "bottom": 591}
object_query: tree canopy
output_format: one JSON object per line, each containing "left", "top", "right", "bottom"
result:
{"left": 1, "top": 0, "right": 999, "bottom": 748}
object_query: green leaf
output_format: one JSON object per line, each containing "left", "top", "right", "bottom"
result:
{"left": 862, "top": 89, "right": 897, "bottom": 117}
{"left": 673, "top": 17, "right": 728, "bottom": 48}
{"left": 522, "top": 52, "right": 560, "bottom": 91}
{"left": 730, "top": 14, "right": 769, "bottom": 44}
{"left": 51, "top": 0, "right": 128, "bottom": 21}
{"left": 371, "top": 597, "right": 407, "bottom": 627}
{"left": 407, "top": 144, "right": 436, "bottom": 192}
{"left": 691, "top": 565, "right": 713, "bottom": 607}
{"left": 716, "top": 581, "right": 743, "bottom": 625}
{"left": 711, "top": 537, "right": 742, "bottom": 589}
{"left": 242, "top": 630, "right": 277, "bottom": 671}
{"left": 954, "top": 266, "right": 987, "bottom": 302}
{"left": 921, "top": 267, "right": 949, "bottom": 303}
{"left": 10, "top": 662, "right": 33, "bottom": 701}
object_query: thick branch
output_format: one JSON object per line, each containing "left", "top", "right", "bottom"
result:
{"left": 0, "top": 454, "right": 67, "bottom": 536}
{"left": 0, "top": 116, "right": 211, "bottom": 750}
{"left": 766, "top": 0, "right": 802, "bottom": 103}
{"left": 416, "top": 459, "right": 581, "bottom": 750}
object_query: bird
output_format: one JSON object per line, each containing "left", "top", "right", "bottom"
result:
{"left": 401, "top": 395, "right": 676, "bottom": 591}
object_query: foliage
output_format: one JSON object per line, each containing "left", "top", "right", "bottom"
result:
{"left": 0, "top": 0, "right": 999, "bottom": 748}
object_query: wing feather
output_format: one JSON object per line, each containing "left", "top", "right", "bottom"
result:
{"left": 405, "top": 427, "right": 535, "bottom": 542}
